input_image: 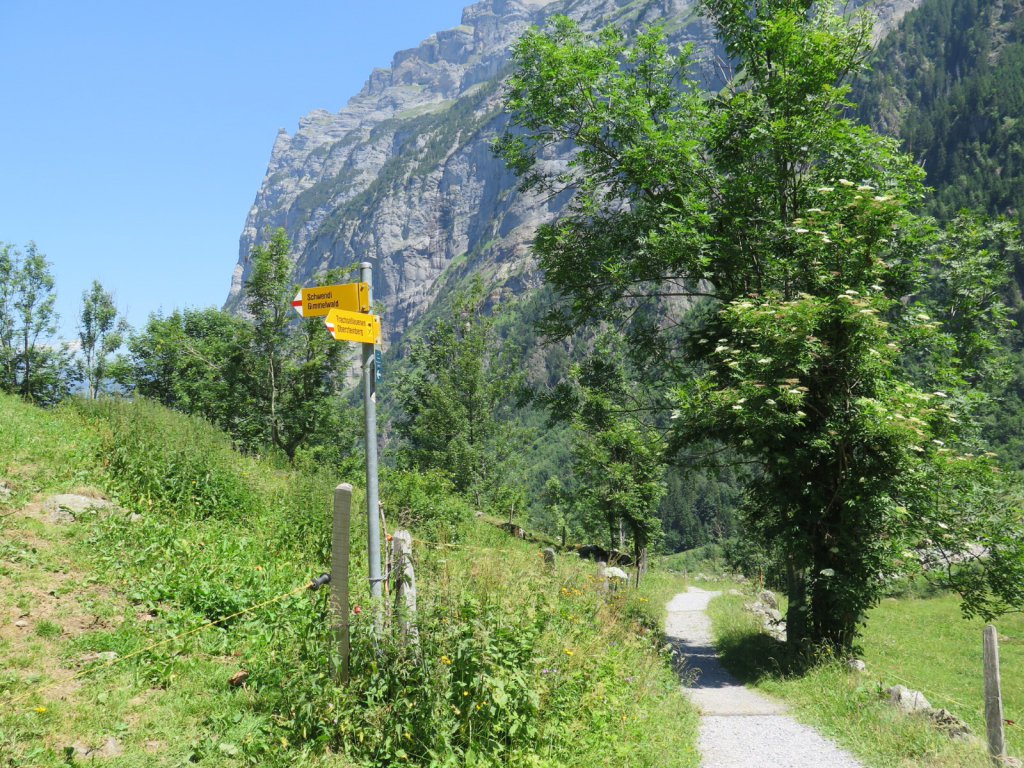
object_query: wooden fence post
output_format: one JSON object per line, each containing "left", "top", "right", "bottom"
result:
{"left": 391, "top": 529, "right": 418, "bottom": 645}
{"left": 984, "top": 624, "right": 1006, "bottom": 764}
{"left": 331, "top": 484, "right": 352, "bottom": 684}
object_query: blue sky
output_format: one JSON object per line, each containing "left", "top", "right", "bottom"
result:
{"left": 0, "top": 1, "right": 471, "bottom": 339}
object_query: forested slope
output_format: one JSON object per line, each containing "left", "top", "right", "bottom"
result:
{"left": 856, "top": 0, "right": 1024, "bottom": 224}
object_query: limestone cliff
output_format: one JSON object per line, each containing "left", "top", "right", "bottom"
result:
{"left": 227, "top": 0, "right": 920, "bottom": 342}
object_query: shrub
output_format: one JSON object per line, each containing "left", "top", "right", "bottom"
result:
{"left": 77, "top": 398, "right": 263, "bottom": 520}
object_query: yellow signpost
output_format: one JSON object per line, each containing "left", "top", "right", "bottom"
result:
{"left": 297, "top": 265, "right": 384, "bottom": 623}
{"left": 292, "top": 282, "right": 369, "bottom": 318}
{"left": 324, "top": 308, "right": 381, "bottom": 344}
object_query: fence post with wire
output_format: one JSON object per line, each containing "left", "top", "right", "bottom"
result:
{"left": 984, "top": 624, "right": 1006, "bottom": 764}
{"left": 391, "top": 529, "right": 418, "bottom": 645}
{"left": 331, "top": 483, "right": 353, "bottom": 684}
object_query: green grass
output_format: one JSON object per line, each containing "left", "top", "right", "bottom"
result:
{"left": 707, "top": 590, "right": 1015, "bottom": 767}
{"left": 862, "top": 594, "right": 1024, "bottom": 758}
{"left": 0, "top": 394, "right": 700, "bottom": 767}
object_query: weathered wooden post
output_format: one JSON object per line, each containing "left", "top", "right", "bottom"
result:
{"left": 331, "top": 484, "right": 352, "bottom": 683}
{"left": 984, "top": 624, "right": 1007, "bottom": 764}
{"left": 391, "top": 529, "right": 418, "bottom": 645}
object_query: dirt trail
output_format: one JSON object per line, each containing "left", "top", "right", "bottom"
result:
{"left": 666, "top": 587, "right": 864, "bottom": 768}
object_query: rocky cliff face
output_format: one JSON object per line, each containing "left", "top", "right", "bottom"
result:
{"left": 227, "top": 0, "right": 920, "bottom": 342}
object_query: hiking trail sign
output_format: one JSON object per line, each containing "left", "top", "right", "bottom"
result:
{"left": 292, "top": 283, "right": 369, "bottom": 318}
{"left": 324, "top": 308, "right": 381, "bottom": 344}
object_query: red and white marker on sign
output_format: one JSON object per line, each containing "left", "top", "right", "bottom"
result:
{"left": 292, "top": 291, "right": 304, "bottom": 315}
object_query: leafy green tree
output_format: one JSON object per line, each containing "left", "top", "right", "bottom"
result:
{"left": 78, "top": 280, "right": 129, "bottom": 399}
{"left": 245, "top": 228, "right": 348, "bottom": 461}
{"left": 122, "top": 307, "right": 261, "bottom": 447}
{"left": 393, "top": 280, "right": 525, "bottom": 511}
{"left": 0, "top": 244, "right": 15, "bottom": 389}
{"left": 555, "top": 334, "right": 666, "bottom": 580}
{"left": 499, "top": 5, "right": 1023, "bottom": 651}
{"left": 0, "top": 242, "right": 72, "bottom": 403}
{"left": 120, "top": 230, "right": 353, "bottom": 460}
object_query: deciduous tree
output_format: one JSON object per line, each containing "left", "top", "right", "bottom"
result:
{"left": 78, "top": 280, "right": 128, "bottom": 399}
{"left": 499, "top": 3, "right": 1024, "bottom": 651}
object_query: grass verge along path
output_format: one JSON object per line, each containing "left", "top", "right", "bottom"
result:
{"left": 707, "top": 589, "right": 1013, "bottom": 767}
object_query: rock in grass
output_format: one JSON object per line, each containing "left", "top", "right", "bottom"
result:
{"left": 887, "top": 684, "right": 931, "bottom": 713}
{"left": 847, "top": 658, "right": 867, "bottom": 672}
{"left": 229, "top": 669, "right": 250, "bottom": 687}
{"left": 758, "top": 590, "right": 779, "bottom": 609}
{"left": 43, "top": 494, "right": 113, "bottom": 523}
{"left": 79, "top": 651, "right": 118, "bottom": 664}
{"left": 928, "top": 708, "right": 973, "bottom": 740}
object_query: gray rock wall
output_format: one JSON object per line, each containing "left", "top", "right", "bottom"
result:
{"left": 227, "top": 0, "right": 921, "bottom": 344}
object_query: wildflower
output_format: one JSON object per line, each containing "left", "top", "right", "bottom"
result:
{"left": 564, "top": 648, "right": 575, "bottom": 656}
{"left": 838, "top": 179, "right": 855, "bottom": 186}
{"left": 353, "top": 605, "right": 362, "bottom": 615}
{"left": 857, "top": 184, "right": 874, "bottom": 192}
{"left": 794, "top": 227, "right": 809, "bottom": 234}
{"left": 817, "top": 186, "right": 835, "bottom": 193}
{"left": 463, "top": 691, "right": 469, "bottom": 697}
{"left": 34, "top": 707, "right": 47, "bottom": 714}
{"left": 440, "top": 655, "right": 452, "bottom": 665}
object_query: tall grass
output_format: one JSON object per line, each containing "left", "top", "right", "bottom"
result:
{"left": 1, "top": 395, "right": 700, "bottom": 767}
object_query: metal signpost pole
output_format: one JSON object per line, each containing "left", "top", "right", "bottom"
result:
{"left": 360, "top": 262, "right": 383, "bottom": 601}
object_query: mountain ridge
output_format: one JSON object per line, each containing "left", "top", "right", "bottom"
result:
{"left": 226, "top": 0, "right": 921, "bottom": 346}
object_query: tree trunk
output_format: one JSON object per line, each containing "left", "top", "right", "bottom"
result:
{"left": 786, "top": 558, "right": 807, "bottom": 649}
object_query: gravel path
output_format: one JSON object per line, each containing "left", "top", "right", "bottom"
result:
{"left": 666, "top": 587, "right": 864, "bottom": 768}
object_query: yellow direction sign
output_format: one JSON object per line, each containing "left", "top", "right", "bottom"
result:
{"left": 292, "top": 283, "right": 369, "bottom": 318}
{"left": 325, "top": 308, "right": 381, "bottom": 344}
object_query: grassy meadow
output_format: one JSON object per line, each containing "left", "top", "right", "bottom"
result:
{"left": 0, "top": 393, "right": 699, "bottom": 767}
{"left": 707, "top": 588, "right": 1024, "bottom": 767}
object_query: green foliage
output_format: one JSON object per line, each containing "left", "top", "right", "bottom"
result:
{"left": 121, "top": 306, "right": 263, "bottom": 449}
{"left": 245, "top": 228, "right": 350, "bottom": 461}
{"left": 121, "top": 229, "right": 356, "bottom": 462}
{"left": 77, "top": 280, "right": 128, "bottom": 400}
{"left": 0, "top": 242, "right": 75, "bottom": 405}
{"left": 393, "top": 279, "right": 527, "bottom": 512}
{"left": 77, "top": 398, "right": 263, "bottom": 521}
{"left": 381, "top": 466, "right": 474, "bottom": 540}
{"left": 498, "top": 5, "right": 1024, "bottom": 652}
{"left": 855, "top": 0, "right": 1024, "bottom": 226}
